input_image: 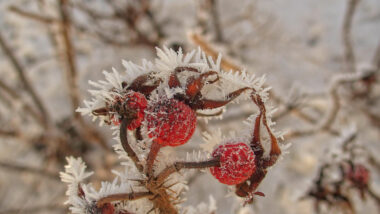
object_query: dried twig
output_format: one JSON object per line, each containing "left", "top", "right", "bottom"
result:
{"left": 58, "top": 0, "right": 82, "bottom": 120}
{"left": 0, "top": 161, "right": 59, "bottom": 181}
{"left": 188, "top": 32, "right": 241, "bottom": 71}
{"left": 342, "top": 0, "right": 359, "bottom": 73}
{"left": 0, "top": 32, "right": 50, "bottom": 127}
{"left": 285, "top": 72, "right": 367, "bottom": 138}
{"left": 0, "top": 79, "right": 45, "bottom": 125}
{"left": 8, "top": 5, "right": 58, "bottom": 24}
{"left": 210, "top": 0, "right": 223, "bottom": 42}
{"left": 0, "top": 129, "right": 19, "bottom": 137}
{"left": 372, "top": 43, "right": 380, "bottom": 69}
{"left": 146, "top": 142, "right": 162, "bottom": 176}
{"left": 0, "top": 204, "right": 65, "bottom": 214}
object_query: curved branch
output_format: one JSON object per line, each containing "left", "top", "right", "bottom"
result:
{"left": 342, "top": 0, "right": 359, "bottom": 73}
{"left": 120, "top": 118, "right": 144, "bottom": 172}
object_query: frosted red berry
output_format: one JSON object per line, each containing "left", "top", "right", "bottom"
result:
{"left": 145, "top": 98, "right": 196, "bottom": 147}
{"left": 347, "top": 164, "right": 370, "bottom": 187}
{"left": 100, "top": 202, "right": 114, "bottom": 214}
{"left": 111, "top": 91, "right": 147, "bottom": 130}
{"left": 210, "top": 142, "right": 256, "bottom": 185}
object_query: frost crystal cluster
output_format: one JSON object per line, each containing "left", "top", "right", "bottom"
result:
{"left": 61, "top": 47, "right": 283, "bottom": 214}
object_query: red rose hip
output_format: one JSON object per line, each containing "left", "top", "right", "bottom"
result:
{"left": 210, "top": 142, "right": 256, "bottom": 185}
{"left": 146, "top": 98, "right": 196, "bottom": 147}
{"left": 111, "top": 91, "right": 147, "bottom": 130}
{"left": 100, "top": 202, "right": 114, "bottom": 214}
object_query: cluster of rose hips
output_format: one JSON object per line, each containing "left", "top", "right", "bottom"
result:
{"left": 91, "top": 66, "right": 281, "bottom": 203}
{"left": 305, "top": 160, "right": 371, "bottom": 213}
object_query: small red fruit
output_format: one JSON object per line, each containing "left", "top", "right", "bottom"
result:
{"left": 146, "top": 98, "right": 196, "bottom": 146}
{"left": 111, "top": 91, "right": 147, "bottom": 130}
{"left": 100, "top": 202, "right": 114, "bottom": 214}
{"left": 347, "top": 164, "right": 370, "bottom": 188}
{"left": 210, "top": 142, "right": 256, "bottom": 185}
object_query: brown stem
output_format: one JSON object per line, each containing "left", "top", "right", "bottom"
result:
{"left": 58, "top": 1, "right": 108, "bottom": 149}
{"left": 0, "top": 129, "right": 19, "bottom": 137}
{"left": 210, "top": 0, "right": 223, "bottom": 42}
{"left": 251, "top": 95, "right": 281, "bottom": 167}
{"left": 0, "top": 79, "right": 45, "bottom": 126}
{"left": 372, "top": 43, "right": 380, "bottom": 69}
{"left": 96, "top": 192, "right": 152, "bottom": 208}
{"left": 58, "top": 0, "right": 82, "bottom": 121}
{"left": 8, "top": 5, "right": 58, "bottom": 24}
{"left": 0, "top": 161, "right": 59, "bottom": 181}
{"left": 0, "top": 204, "right": 65, "bottom": 214}
{"left": 342, "top": 0, "right": 359, "bottom": 73}
{"left": 156, "top": 158, "right": 220, "bottom": 185}
{"left": 120, "top": 118, "right": 144, "bottom": 172}
{"left": 146, "top": 142, "right": 162, "bottom": 176}
{"left": 0, "top": 32, "right": 50, "bottom": 127}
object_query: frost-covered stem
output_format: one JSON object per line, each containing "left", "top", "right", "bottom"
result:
{"left": 0, "top": 32, "right": 50, "bottom": 127}
{"left": 156, "top": 158, "right": 220, "bottom": 185}
{"left": 58, "top": 0, "right": 82, "bottom": 120}
{"left": 342, "top": 0, "right": 359, "bottom": 73}
{"left": 96, "top": 192, "right": 152, "bottom": 208}
{"left": 120, "top": 118, "right": 144, "bottom": 172}
{"left": 146, "top": 142, "right": 162, "bottom": 176}
{"left": 322, "top": 87, "right": 340, "bottom": 131}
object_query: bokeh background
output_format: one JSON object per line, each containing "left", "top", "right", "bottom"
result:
{"left": 0, "top": 0, "right": 379, "bottom": 213}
